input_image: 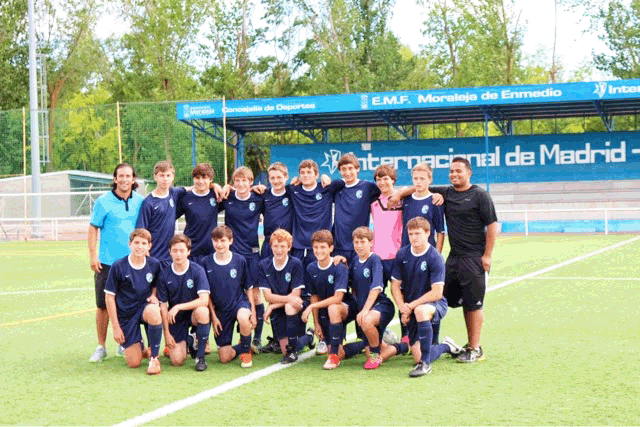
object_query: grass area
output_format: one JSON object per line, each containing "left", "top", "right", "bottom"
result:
{"left": 1, "top": 235, "right": 639, "bottom": 425}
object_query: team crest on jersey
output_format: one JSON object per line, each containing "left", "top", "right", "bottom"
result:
{"left": 230, "top": 269, "right": 237, "bottom": 278}
{"left": 315, "top": 193, "right": 322, "bottom": 201}
{"left": 285, "top": 272, "right": 292, "bottom": 282}
{"left": 421, "top": 205, "right": 429, "bottom": 214}
{"left": 282, "top": 198, "right": 289, "bottom": 207}
{"left": 420, "top": 261, "right": 427, "bottom": 271}
{"left": 209, "top": 198, "right": 215, "bottom": 206}
{"left": 364, "top": 268, "right": 370, "bottom": 278}
{"left": 169, "top": 199, "right": 174, "bottom": 208}
{"left": 328, "top": 274, "right": 334, "bottom": 284}
{"left": 249, "top": 202, "right": 256, "bottom": 211}
{"left": 146, "top": 273, "right": 153, "bottom": 283}
{"left": 356, "top": 190, "right": 363, "bottom": 199}
{"left": 186, "top": 279, "right": 194, "bottom": 289}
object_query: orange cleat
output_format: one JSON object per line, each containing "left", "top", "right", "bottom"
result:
{"left": 240, "top": 352, "right": 253, "bottom": 368}
{"left": 163, "top": 345, "right": 170, "bottom": 357}
{"left": 147, "top": 357, "right": 161, "bottom": 375}
{"left": 323, "top": 354, "right": 340, "bottom": 370}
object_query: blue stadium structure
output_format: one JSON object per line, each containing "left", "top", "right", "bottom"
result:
{"left": 177, "top": 80, "right": 640, "bottom": 234}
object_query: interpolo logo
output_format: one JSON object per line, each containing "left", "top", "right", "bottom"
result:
{"left": 186, "top": 279, "right": 194, "bottom": 289}
{"left": 321, "top": 149, "right": 342, "bottom": 174}
{"left": 146, "top": 273, "right": 153, "bottom": 283}
{"left": 593, "top": 82, "right": 607, "bottom": 98}
{"left": 421, "top": 205, "right": 429, "bottom": 214}
{"left": 230, "top": 269, "right": 237, "bottom": 278}
{"left": 169, "top": 199, "right": 174, "bottom": 208}
{"left": 282, "top": 198, "right": 289, "bottom": 207}
{"left": 328, "top": 274, "right": 334, "bottom": 284}
{"left": 249, "top": 202, "right": 256, "bottom": 212}
{"left": 285, "top": 272, "right": 291, "bottom": 283}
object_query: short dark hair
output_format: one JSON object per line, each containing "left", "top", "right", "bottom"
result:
{"left": 451, "top": 156, "right": 471, "bottom": 171}
{"left": 170, "top": 234, "right": 191, "bottom": 250}
{"left": 112, "top": 163, "right": 138, "bottom": 191}
{"left": 211, "top": 225, "right": 233, "bottom": 240}
{"left": 192, "top": 163, "right": 214, "bottom": 179}
{"left": 373, "top": 164, "right": 397, "bottom": 183}
{"left": 311, "top": 230, "right": 334, "bottom": 246}
{"left": 406, "top": 217, "right": 431, "bottom": 233}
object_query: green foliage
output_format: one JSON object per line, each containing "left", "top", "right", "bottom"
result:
{"left": 594, "top": 0, "right": 640, "bottom": 78}
{"left": 0, "top": 109, "right": 27, "bottom": 176}
{"left": 0, "top": 0, "right": 28, "bottom": 109}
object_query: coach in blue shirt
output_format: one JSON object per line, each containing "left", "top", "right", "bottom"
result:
{"left": 88, "top": 163, "right": 144, "bottom": 362}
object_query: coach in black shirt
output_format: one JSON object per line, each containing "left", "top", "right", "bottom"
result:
{"left": 430, "top": 157, "right": 498, "bottom": 363}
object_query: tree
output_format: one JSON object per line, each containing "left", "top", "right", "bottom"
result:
{"left": 593, "top": 0, "right": 640, "bottom": 78}
{"left": 0, "top": 0, "right": 29, "bottom": 109}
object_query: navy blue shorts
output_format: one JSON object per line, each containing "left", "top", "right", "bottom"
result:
{"left": 381, "top": 259, "right": 394, "bottom": 286}
{"left": 168, "top": 310, "right": 193, "bottom": 344}
{"left": 245, "top": 255, "right": 260, "bottom": 289}
{"left": 270, "top": 298, "right": 310, "bottom": 339}
{"left": 214, "top": 299, "right": 251, "bottom": 348}
{"left": 119, "top": 303, "right": 150, "bottom": 349}
{"left": 290, "top": 248, "right": 316, "bottom": 270}
{"left": 406, "top": 298, "right": 448, "bottom": 346}
{"left": 356, "top": 297, "right": 395, "bottom": 342}
{"left": 316, "top": 295, "right": 358, "bottom": 340}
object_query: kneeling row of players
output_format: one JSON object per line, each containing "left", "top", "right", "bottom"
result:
{"left": 104, "top": 218, "right": 461, "bottom": 378}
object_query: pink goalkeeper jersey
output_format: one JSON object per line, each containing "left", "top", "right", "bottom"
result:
{"left": 371, "top": 193, "right": 403, "bottom": 260}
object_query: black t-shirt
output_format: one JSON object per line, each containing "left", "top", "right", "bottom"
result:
{"left": 430, "top": 185, "right": 498, "bottom": 257}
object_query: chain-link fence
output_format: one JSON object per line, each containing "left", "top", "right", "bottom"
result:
{"left": 0, "top": 102, "right": 228, "bottom": 188}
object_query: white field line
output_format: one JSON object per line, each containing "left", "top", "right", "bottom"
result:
{"left": 0, "top": 287, "right": 92, "bottom": 295}
{"left": 114, "top": 235, "right": 640, "bottom": 427}
{"left": 487, "top": 235, "right": 640, "bottom": 292}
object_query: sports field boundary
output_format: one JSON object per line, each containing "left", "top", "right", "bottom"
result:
{"left": 114, "top": 235, "right": 640, "bottom": 427}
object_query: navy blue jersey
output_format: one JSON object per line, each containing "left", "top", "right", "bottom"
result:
{"left": 258, "top": 256, "right": 305, "bottom": 297}
{"left": 136, "top": 187, "right": 186, "bottom": 261}
{"left": 157, "top": 261, "right": 210, "bottom": 307}
{"left": 306, "top": 260, "right": 349, "bottom": 300}
{"left": 222, "top": 191, "right": 264, "bottom": 257}
{"left": 104, "top": 256, "right": 162, "bottom": 317}
{"left": 350, "top": 253, "right": 389, "bottom": 311}
{"left": 333, "top": 180, "right": 380, "bottom": 251}
{"left": 262, "top": 188, "right": 294, "bottom": 238}
{"left": 178, "top": 190, "right": 220, "bottom": 257}
{"left": 290, "top": 181, "right": 345, "bottom": 250}
{"left": 391, "top": 245, "right": 446, "bottom": 304}
{"left": 401, "top": 194, "right": 445, "bottom": 248}
{"left": 195, "top": 252, "right": 250, "bottom": 314}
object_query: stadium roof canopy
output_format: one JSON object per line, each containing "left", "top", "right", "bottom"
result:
{"left": 177, "top": 79, "right": 640, "bottom": 167}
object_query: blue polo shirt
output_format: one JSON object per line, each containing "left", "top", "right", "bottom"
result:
{"left": 90, "top": 190, "right": 144, "bottom": 266}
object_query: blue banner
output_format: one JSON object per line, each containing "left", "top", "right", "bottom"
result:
{"left": 269, "top": 132, "right": 640, "bottom": 185}
{"left": 177, "top": 80, "right": 640, "bottom": 120}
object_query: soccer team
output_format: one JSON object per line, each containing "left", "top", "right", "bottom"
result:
{"left": 88, "top": 153, "right": 498, "bottom": 378}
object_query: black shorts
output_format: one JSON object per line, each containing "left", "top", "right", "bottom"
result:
{"left": 444, "top": 256, "right": 486, "bottom": 311}
{"left": 94, "top": 264, "right": 111, "bottom": 309}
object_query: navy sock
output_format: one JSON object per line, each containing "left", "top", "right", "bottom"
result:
{"left": 417, "top": 321, "right": 433, "bottom": 365}
{"left": 329, "top": 322, "right": 343, "bottom": 355}
{"left": 430, "top": 343, "right": 448, "bottom": 363}
{"left": 286, "top": 314, "right": 299, "bottom": 351}
{"left": 196, "top": 322, "right": 210, "bottom": 359}
{"left": 148, "top": 324, "right": 163, "bottom": 358}
{"left": 399, "top": 310, "right": 408, "bottom": 337}
{"left": 343, "top": 341, "right": 366, "bottom": 359}
{"left": 431, "top": 322, "right": 441, "bottom": 344}
{"left": 232, "top": 343, "right": 242, "bottom": 360}
{"left": 254, "top": 303, "right": 264, "bottom": 342}
{"left": 240, "top": 334, "right": 251, "bottom": 355}
{"left": 296, "top": 333, "right": 312, "bottom": 352}
{"left": 369, "top": 345, "right": 381, "bottom": 355}
{"left": 393, "top": 342, "right": 409, "bottom": 355}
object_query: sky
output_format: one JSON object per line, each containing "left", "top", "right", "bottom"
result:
{"left": 96, "top": 0, "right": 610, "bottom": 82}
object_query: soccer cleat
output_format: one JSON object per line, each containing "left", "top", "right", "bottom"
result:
{"left": 316, "top": 340, "right": 328, "bottom": 355}
{"left": 251, "top": 338, "right": 263, "bottom": 354}
{"left": 260, "top": 336, "right": 278, "bottom": 353}
{"left": 409, "top": 362, "right": 432, "bottom": 377}
{"left": 163, "top": 345, "right": 170, "bottom": 357}
{"left": 240, "top": 352, "right": 253, "bottom": 368}
{"left": 89, "top": 345, "right": 106, "bottom": 362}
{"left": 442, "top": 336, "right": 464, "bottom": 356}
{"left": 147, "top": 357, "right": 161, "bottom": 375}
{"left": 363, "top": 353, "right": 383, "bottom": 370}
{"left": 195, "top": 357, "right": 208, "bottom": 372}
{"left": 306, "top": 328, "right": 316, "bottom": 350}
{"left": 457, "top": 346, "right": 484, "bottom": 363}
{"left": 323, "top": 354, "right": 341, "bottom": 370}
{"left": 115, "top": 345, "right": 125, "bottom": 357}
{"left": 281, "top": 346, "right": 298, "bottom": 364}
{"left": 382, "top": 328, "right": 399, "bottom": 345}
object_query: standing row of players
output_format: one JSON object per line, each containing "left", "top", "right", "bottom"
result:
{"left": 88, "top": 153, "right": 497, "bottom": 376}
